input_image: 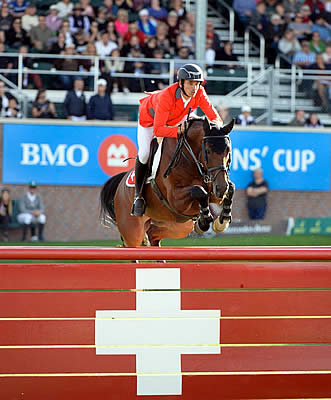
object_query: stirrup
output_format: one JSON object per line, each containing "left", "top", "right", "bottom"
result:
{"left": 131, "top": 197, "right": 146, "bottom": 217}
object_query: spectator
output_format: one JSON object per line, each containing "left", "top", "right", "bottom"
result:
{"left": 236, "top": 105, "right": 256, "bottom": 125}
{"left": 59, "top": 19, "right": 74, "bottom": 46}
{"left": 322, "top": 45, "right": 331, "bottom": 63}
{"left": 137, "top": 9, "right": 157, "bottom": 36}
{"left": 216, "top": 41, "right": 239, "bottom": 69}
{"left": 309, "top": 54, "right": 331, "bottom": 111}
{"left": 166, "top": 10, "right": 180, "bottom": 51}
{"left": 176, "top": 20, "right": 194, "bottom": 54}
{"left": 95, "top": 7, "right": 108, "bottom": 32}
{"left": 102, "top": 0, "right": 117, "bottom": 18}
{"left": 89, "top": 19, "right": 99, "bottom": 42}
{"left": 293, "top": 40, "right": 316, "bottom": 68}
{"left": 246, "top": 168, "right": 269, "bottom": 220}
{"left": 96, "top": 31, "right": 118, "bottom": 57}
{"left": 5, "top": 18, "right": 30, "bottom": 48}
{"left": 0, "top": 81, "right": 15, "bottom": 117}
{"left": 275, "top": 3, "right": 287, "bottom": 21}
{"left": 289, "top": 109, "right": 306, "bottom": 126}
{"left": 68, "top": 3, "right": 90, "bottom": 34}
{"left": 300, "top": 4, "right": 313, "bottom": 23}
{"left": 123, "top": 21, "right": 145, "bottom": 46}
{"left": 288, "top": 13, "right": 312, "bottom": 41}
{"left": 55, "top": 0, "right": 73, "bottom": 19}
{"left": 50, "top": 31, "right": 66, "bottom": 53}
{"left": 80, "top": 41, "right": 104, "bottom": 90}
{"left": 173, "top": 45, "right": 191, "bottom": 74}
{"left": 9, "top": 0, "right": 29, "bottom": 18}
{"left": 304, "top": 0, "right": 325, "bottom": 18}
{"left": 169, "top": 0, "right": 186, "bottom": 21}
{"left": 112, "top": 0, "right": 133, "bottom": 15}
{"left": 249, "top": 1, "right": 268, "bottom": 34}
{"left": 114, "top": 8, "right": 129, "bottom": 37}
{"left": 46, "top": 5, "right": 62, "bottom": 33}
{"left": 205, "top": 37, "right": 216, "bottom": 68}
{"left": 148, "top": 0, "right": 168, "bottom": 22}
{"left": 17, "top": 181, "right": 46, "bottom": 242}
{"left": 21, "top": 3, "right": 38, "bottom": 32}
{"left": 63, "top": 78, "right": 87, "bottom": 120}
{"left": 4, "top": 97, "right": 22, "bottom": 117}
{"left": 155, "top": 22, "right": 170, "bottom": 56}
{"left": 55, "top": 44, "right": 80, "bottom": 89}
{"left": 304, "top": 112, "right": 323, "bottom": 127}
{"left": 216, "top": 104, "right": 232, "bottom": 125}
{"left": 105, "top": 47, "right": 129, "bottom": 93}
{"left": 124, "top": 46, "right": 146, "bottom": 92}
{"left": 88, "top": 78, "right": 114, "bottom": 120}
{"left": 312, "top": 16, "right": 331, "bottom": 42}
{"left": 15, "top": 45, "right": 42, "bottom": 89}
{"left": 265, "top": 0, "right": 278, "bottom": 18}
{"left": 309, "top": 31, "right": 326, "bottom": 54}
{"left": 233, "top": 0, "right": 256, "bottom": 28}
{"left": 145, "top": 47, "right": 169, "bottom": 90}
{"left": 264, "top": 14, "right": 287, "bottom": 65}
{"left": 206, "top": 20, "right": 221, "bottom": 52}
{"left": 0, "top": 4, "right": 13, "bottom": 33}
{"left": 29, "top": 15, "right": 54, "bottom": 51}
{"left": 278, "top": 29, "right": 301, "bottom": 59}
{"left": 283, "top": 0, "right": 301, "bottom": 20}
{"left": 106, "top": 20, "right": 122, "bottom": 46}
{"left": 73, "top": 29, "right": 88, "bottom": 53}
{"left": 80, "top": 0, "right": 95, "bottom": 19}
{"left": 142, "top": 35, "right": 157, "bottom": 58}
{"left": 32, "top": 89, "right": 57, "bottom": 118}
{"left": 0, "top": 188, "right": 12, "bottom": 242}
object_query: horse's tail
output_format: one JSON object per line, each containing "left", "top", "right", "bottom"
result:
{"left": 100, "top": 171, "right": 127, "bottom": 226}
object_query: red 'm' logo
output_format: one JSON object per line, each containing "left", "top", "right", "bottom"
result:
{"left": 98, "top": 135, "right": 137, "bottom": 176}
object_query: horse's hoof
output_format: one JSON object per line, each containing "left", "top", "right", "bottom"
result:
{"left": 212, "top": 216, "right": 230, "bottom": 233}
{"left": 194, "top": 219, "right": 210, "bottom": 234}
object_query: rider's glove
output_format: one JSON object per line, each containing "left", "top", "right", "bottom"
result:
{"left": 177, "top": 121, "right": 188, "bottom": 137}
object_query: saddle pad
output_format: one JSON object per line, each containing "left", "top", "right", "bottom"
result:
{"left": 126, "top": 138, "right": 164, "bottom": 187}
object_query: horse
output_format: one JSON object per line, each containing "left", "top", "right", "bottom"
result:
{"left": 100, "top": 117, "right": 235, "bottom": 247}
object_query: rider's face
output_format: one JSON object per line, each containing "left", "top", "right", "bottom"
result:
{"left": 182, "top": 80, "right": 200, "bottom": 98}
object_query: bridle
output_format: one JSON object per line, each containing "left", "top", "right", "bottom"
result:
{"left": 164, "top": 121, "right": 231, "bottom": 188}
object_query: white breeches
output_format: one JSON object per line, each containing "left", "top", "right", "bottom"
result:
{"left": 17, "top": 213, "right": 46, "bottom": 225}
{"left": 137, "top": 123, "right": 154, "bottom": 164}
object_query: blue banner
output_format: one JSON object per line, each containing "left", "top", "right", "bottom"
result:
{"left": 229, "top": 130, "right": 330, "bottom": 191}
{"left": 2, "top": 124, "right": 331, "bottom": 190}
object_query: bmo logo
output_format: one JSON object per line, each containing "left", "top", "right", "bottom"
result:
{"left": 98, "top": 134, "right": 137, "bottom": 176}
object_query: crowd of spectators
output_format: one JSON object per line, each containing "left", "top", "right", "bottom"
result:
{"left": 233, "top": 0, "right": 331, "bottom": 112}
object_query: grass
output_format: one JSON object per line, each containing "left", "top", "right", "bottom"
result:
{"left": 1, "top": 235, "right": 331, "bottom": 247}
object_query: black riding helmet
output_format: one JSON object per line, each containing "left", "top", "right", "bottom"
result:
{"left": 177, "top": 64, "right": 204, "bottom": 97}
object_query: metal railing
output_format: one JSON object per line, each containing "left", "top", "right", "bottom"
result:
{"left": 214, "top": 0, "right": 235, "bottom": 42}
{"left": 244, "top": 27, "right": 265, "bottom": 69}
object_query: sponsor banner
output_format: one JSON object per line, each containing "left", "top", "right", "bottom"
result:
{"left": 212, "top": 219, "right": 291, "bottom": 236}
{"left": 292, "top": 217, "right": 331, "bottom": 235}
{"left": 230, "top": 130, "right": 330, "bottom": 191}
{"left": 2, "top": 124, "right": 138, "bottom": 186}
{"left": 2, "top": 124, "right": 331, "bottom": 190}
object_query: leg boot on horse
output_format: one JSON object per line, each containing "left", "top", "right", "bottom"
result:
{"left": 131, "top": 158, "right": 148, "bottom": 217}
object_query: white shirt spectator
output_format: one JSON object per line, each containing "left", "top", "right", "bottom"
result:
{"left": 21, "top": 14, "right": 38, "bottom": 32}
{"left": 95, "top": 39, "right": 118, "bottom": 57}
{"left": 55, "top": 0, "right": 73, "bottom": 19}
{"left": 206, "top": 48, "right": 215, "bottom": 66}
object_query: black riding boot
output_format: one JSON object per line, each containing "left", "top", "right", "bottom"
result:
{"left": 21, "top": 224, "right": 29, "bottom": 242}
{"left": 131, "top": 158, "right": 148, "bottom": 217}
{"left": 38, "top": 223, "right": 45, "bottom": 241}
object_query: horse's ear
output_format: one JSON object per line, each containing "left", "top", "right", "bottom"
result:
{"left": 221, "top": 118, "right": 235, "bottom": 135}
{"left": 203, "top": 117, "right": 210, "bottom": 133}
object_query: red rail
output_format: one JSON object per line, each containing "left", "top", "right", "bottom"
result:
{"left": 0, "top": 246, "right": 331, "bottom": 260}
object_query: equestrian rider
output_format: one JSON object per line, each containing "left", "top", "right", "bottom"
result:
{"left": 131, "top": 63, "right": 224, "bottom": 217}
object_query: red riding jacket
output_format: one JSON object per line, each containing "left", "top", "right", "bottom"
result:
{"left": 138, "top": 82, "right": 219, "bottom": 138}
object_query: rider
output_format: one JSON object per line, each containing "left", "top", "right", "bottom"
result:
{"left": 131, "top": 63, "right": 224, "bottom": 217}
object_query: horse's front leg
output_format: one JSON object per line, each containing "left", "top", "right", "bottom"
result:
{"left": 190, "top": 185, "right": 213, "bottom": 234}
{"left": 213, "top": 180, "right": 235, "bottom": 233}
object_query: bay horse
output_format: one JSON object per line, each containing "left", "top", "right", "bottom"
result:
{"left": 100, "top": 117, "right": 235, "bottom": 247}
